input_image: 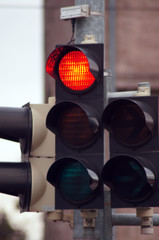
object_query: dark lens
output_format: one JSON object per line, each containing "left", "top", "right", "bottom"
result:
{"left": 58, "top": 160, "right": 92, "bottom": 202}
{"left": 58, "top": 105, "right": 96, "bottom": 147}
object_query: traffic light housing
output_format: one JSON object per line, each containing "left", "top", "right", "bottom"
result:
{"left": 102, "top": 153, "right": 159, "bottom": 207}
{"left": 102, "top": 96, "right": 159, "bottom": 208}
{"left": 46, "top": 44, "right": 104, "bottom": 209}
{"left": 0, "top": 98, "right": 55, "bottom": 212}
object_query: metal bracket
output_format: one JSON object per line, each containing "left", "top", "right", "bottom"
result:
{"left": 60, "top": 5, "right": 90, "bottom": 20}
{"left": 81, "top": 209, "right": 98, "bottom": 228}
{"left": 47, "top": 210, "right": 74, "bottom": 229}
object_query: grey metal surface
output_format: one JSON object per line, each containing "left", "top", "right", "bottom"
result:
{"left": 75, "top": 0, "right": 105, "bottom": 44}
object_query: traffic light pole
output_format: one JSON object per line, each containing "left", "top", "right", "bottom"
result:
{"left": 74, "top": 1, "right": 108, "bottom": 239}
{"left": 75, "top": 0, "right": 105, "bottom": 44}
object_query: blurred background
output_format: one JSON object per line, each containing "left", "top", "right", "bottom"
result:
{"left": 0, "top": 0, "right": 159, "bottom": 240}
{"left": 0, "top": 0, "right": 44, "bottom": 239}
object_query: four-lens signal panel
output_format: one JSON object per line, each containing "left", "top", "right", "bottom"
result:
{"left": 0, "top": 43, "right": 158, "bottom": 211}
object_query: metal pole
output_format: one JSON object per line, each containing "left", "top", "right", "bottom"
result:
{"left": 73, "top": 209, "right": 105, "bottom": 239}
{"left": 75, "top": 0, "right": 105, "bottom": 44}
{"left": 104, "top": 190, "right": 113, "bottom": 240}
{"left": 108, "top": 0, "right": 116, "bottom": 91}
{"left": 112, "top": 213, "right": 159, "bottom": 226}
{"left": 73, "top": 0, "right": 106, "bottom": 239}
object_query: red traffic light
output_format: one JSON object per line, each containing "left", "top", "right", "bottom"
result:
{"left": 58, "top": 50, "right": 95, "bottom": 91}
{"left": 102, "top": 98, "right": 155, "bottom": 147}
{"left": 46, "top": 102, "right": 100, "bottom": 148}
{"left": 46, "top": 45, "right": 100, "bottom": 93}
{"left": 46, "top": 43, "right": 104, "bottom": 209}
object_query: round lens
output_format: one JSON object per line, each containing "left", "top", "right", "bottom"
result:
{"left": 106, "top": 100, "right": 154, "bottom": 146}
{"left": 59, "top": 51, "right": 95, "bottom": 91}
{"left": 58, "top": 105, "right": 97, "bottom": 147}
{"left": 111, "top": 156, "right": 154, "bottom": 202}
{"left": 58, "top": 160, "right": 92, "bottom": 202}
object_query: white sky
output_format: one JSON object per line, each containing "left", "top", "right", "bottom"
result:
{"left": 0, "top": 0, "right": 45, "bottom": 239}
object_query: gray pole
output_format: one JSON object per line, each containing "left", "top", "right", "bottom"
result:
{"left": 75, "top": 0, "right": 105, "bottom": 44}
{"left": 112, "top": 214, "right": 159, "bottom": 226}
{"left": 73, "top": 1, "right": 111, "bottom": 240}
{"left": 108, "top": 0, "right": 116, "bottom": 91}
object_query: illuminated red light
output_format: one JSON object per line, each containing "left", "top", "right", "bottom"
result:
{"left": 46, "top": 47, "right": 63, "bottom": 76}
{"left": 59, "top": 51, "right": 95, "bottom": 91}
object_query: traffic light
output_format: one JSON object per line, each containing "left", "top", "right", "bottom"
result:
{"left": 46, "top": 44, "right": 104, "bottom": 209}
{"left": 101, "top": 96, "right": 159, "bottom": 208}
{"left": 0, "top": 98, "right": 55, "bottom": 212}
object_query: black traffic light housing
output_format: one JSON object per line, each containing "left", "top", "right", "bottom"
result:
{"left": 0, "top": 106, "right": 32, "bottom": 155}
{"left": 46, "top": 101, "right": 100, "bottom": 149}
{"left": 102, "top": 96, "right": 159, "bottom": 152}
{"left": 0, "top": 106, "right": 32, "bottom": 211}
{"left": 46, "top": 43, "right": 105, "bottom": 209}
{"left": 0, "top": 99, "right": 55, "bottom": 212}
{"left": 102, "top": 152, "right": 159, "bottom": 208}
{"left": 47, "top": 157, "right": 101, "bottom": 208}
{"left": 102, "top": 95, "right": 159, "bottom": 208}
{"left": 46, "top": 44, "right": 103, "bottom": 97}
